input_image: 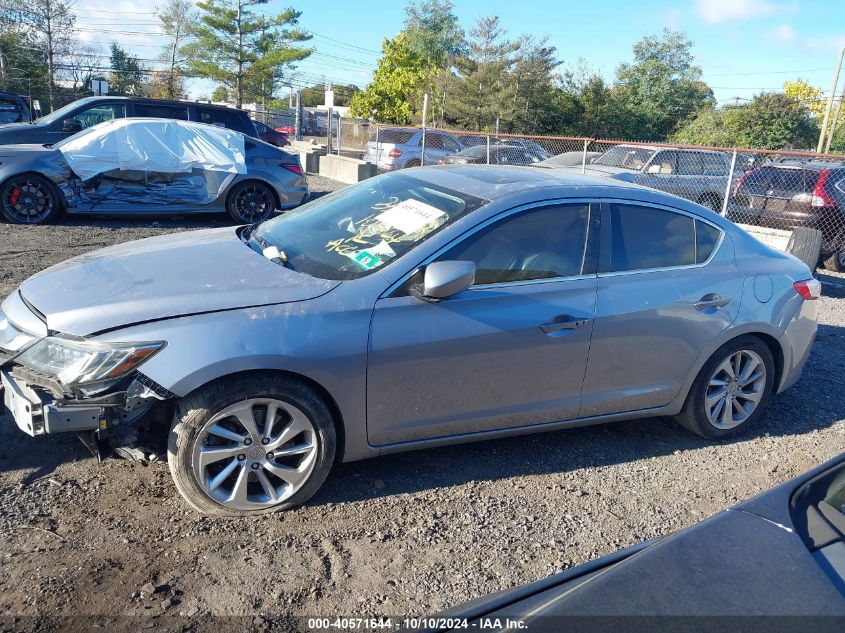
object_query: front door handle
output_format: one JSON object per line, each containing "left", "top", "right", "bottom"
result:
{"left": 693, "top": 293, "right": 732, "bottom": 311}
{"left": 540, "top": 315, "right": 591, "bottom": 334}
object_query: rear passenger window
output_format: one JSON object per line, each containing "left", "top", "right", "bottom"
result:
{"left": 134, "top": 103, "right": 189, "bottom": 120}
{"left": 695, "top": 220, "right": 721, "bottom": 263}
{"left": 605, "top": 204, "right": 695, "bottom": 272}
{"left": 701, "top": 153, "right": 728, "bottom": 176}
{"left": 676, "top": 152, "right": 703, "bottom": 175}
{"left": 198, "top": 108, "right": 249, "bottom": 134}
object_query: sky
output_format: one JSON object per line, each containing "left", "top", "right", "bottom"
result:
{"left": 71, "top": 0, "right": 845, "bottom": 106}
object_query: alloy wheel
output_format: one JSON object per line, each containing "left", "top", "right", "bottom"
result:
{"left": 192, "top": 398, "right": 318, "bottom": 511}
{"left": 704, "top": 350, "right": 767, "bottom": 430}
{"left": 234, "top": 185, "right": 273, "bottom": 223}
{"left": 3, "top": 177, "right": 54, "bottom": 223}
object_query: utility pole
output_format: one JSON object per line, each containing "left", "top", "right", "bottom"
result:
{"left": 825, "top": 94, "right": 843, "bottom": 154}
{"left": 817, "top": 47, "right": 844, "bottom": 153}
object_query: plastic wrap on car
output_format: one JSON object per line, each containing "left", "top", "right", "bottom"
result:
{"left": 55, "top": 117, "right": 246, "bottom": 204}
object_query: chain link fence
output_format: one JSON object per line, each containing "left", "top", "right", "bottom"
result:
{"left": 287, "top": 120, "right": 840, "bottom": 271}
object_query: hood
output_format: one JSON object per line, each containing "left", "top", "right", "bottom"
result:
{"left": 0, "top": 144, "right": 56, "bottom": 158}
{"left": 18, "top": 227, "right": 340, "bottom": 336}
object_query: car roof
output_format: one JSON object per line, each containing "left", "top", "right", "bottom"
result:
{"left": 69, "top": 96, "right": 245, "bottom": 112}
{"left": 766, "top": 160, "right": 845, "bottom": 171}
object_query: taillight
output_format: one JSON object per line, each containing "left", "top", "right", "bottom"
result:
{"left": 388, "top": 148, "right": 402, "bottom": 158}
{"left": 733, "top": 168, "right": 754, "bottom": 196}
{"left": 811, "top": 169, "right": 835, "bottom": 207}
{"left": 793, "top": 279, "right": 821, "bottom": 300}
{"left": 281, "top": 163, "right": 303, "bottom": 175}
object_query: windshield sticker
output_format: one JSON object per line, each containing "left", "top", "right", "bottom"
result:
{"left": 350, "top": 250, "right": 383, "bottom": 270}
{"left": 375, "top": 199, "right": 446, "bottom": 235}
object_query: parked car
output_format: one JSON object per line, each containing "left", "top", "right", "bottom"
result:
{"left": 0, "top": 96, "right": 259, "bottom": 145}
{"left": 439, "top": 144, "right": 545, "bottom": 166}
{"left": 1, "top": 167, "right": 819, "bottom": 515}
{"left": 362, "top": 128, "right": 463, "bottom": 169}
{"left": 498, "top": 138, "right": 553, "bottom": 160}
{"left": 0, "top": 117, "right": 306, "bottom": 224}
{"left": 558, "top": 144, "right": 735, "bottom": 212}
{"left": 252, "top": 120, "right": 289, "bottom": 147}
{"left": 457, "top": 134, "right": 488, "bottom": 148}
{"left": 731, "top": 161, "right": 845, "bottom": 272}
{"left": 0, "top": 92, "right": 36, "bottom": 124}
{"left": 417, "top": 453, "right": 845, "bottom": 629}
{"left": 536, "top": 150, "right": 602, "bottom": 168}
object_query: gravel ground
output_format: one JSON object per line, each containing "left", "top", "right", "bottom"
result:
{"left": 0, "top": 174, "right": 843, "bottom": 627}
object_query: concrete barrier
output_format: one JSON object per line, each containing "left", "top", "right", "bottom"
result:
{"left": 319, "top": 153, "right": 377, "bottom": 184}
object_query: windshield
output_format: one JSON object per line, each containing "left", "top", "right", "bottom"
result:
{"left": 251, "top": 172, "right": 487, "bottom": 280}
{"left": 33, "top": 99, "right": 95, "bottom": 127}
{"left": 594, "top": 146, "right": 656, "bottom": 169}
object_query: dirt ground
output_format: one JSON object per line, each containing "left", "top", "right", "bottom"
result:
{"left": 0, "top": 176, "right": 843, "bottom": 629}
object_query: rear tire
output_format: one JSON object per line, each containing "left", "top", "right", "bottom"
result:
{"left": 168, "top": 374, "right": 336, "bottom": 516}
{"left": 404, "top": 159, "right": 421, "bottom": 168}
{"left": 786, "top": 227, "right": 823, "bottom": 271}
{"left": 675, "top": 336, "right": 775, "bottom": 439}
{"left": 822, "top": 247, "right": 845, "bottom": 273}
{"left": 226, "top": 180, "right": 277, "bottom": 224}
{"left": 698, "top": 194, "right": 722, "bottom": 214}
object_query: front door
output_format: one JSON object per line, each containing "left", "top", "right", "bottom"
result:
{"left": 580, "top": 201, "right": 742, "bottom": 417}
{"left": 366, "top": 202, "right": 599, "bottom": 446}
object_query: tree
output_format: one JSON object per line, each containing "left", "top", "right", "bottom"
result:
{"left": 783, "top": 78, "right": 825, "bottom": 119}
{"left": 348, "top": 33, "right": 430, "bottom": 123}
{"left": 671, "top": 106, "right": 745, "bottom": 146}
{"left": 17, "top": 0, "right": 76, "bottom": 112}
{"left": 211, "top": 85, "right": 230, "bottom": 102}
{"left": 447, "top": 16, "right": 519, "bottom": 131}
{"left": 109, "top": 42, "right": 145, "bottom": 96}
{"left": 611, "top": 29, "right": 714, "bottom": 140}
{"left": 508, "top": 36, "right": 561, "bottom": 133}
{"left": 403, "top": 0, "right": 464, "bottom": 68}
{"left": 733, "top": 92, "right": 818, "bottom": 150}
{"left": 156, "top": 0, "right": 196, "bottom": 100}
{"left": 184, "top": 0, "right": 312, "bottom": 108}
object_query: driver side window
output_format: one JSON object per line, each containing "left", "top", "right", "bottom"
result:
{"left": 437, "top": 203, "right": 592, "bottom": 285}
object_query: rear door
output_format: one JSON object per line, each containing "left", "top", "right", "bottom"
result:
{"left": 580, "top": 201, "right": 741, "bottom": 417}
{"left": 366, "top": 201, "right": 600, "bottom": 445}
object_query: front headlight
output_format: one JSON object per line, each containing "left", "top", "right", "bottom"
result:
{"left": 0, "top": 309, "right": 39, "bottom": 353}
{"left": 16, "top": 337, "right": 166, "bottom": 386}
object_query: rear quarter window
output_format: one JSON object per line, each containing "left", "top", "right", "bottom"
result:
{"left": 197, "top": 108, "right": 250, "bottom": 135}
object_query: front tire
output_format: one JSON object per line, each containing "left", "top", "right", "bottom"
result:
{"left": 226, "top": 180, "right": 277, "bottom": 224}
{"left": 675, "top": 336, "right": 775, "bottom": 439}
{"left": 1, "top": 174, "right": 61, "bottom": 224}
{"left": 168, "top": 374, "right": 336, "bottom": 516}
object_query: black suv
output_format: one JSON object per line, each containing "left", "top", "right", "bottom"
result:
{"left": 0, "top": 92, "right": 36, "bottom": 124}
{"left": 731, "top": 160, "right": 845, "bottom": 271}
{"left": 0, "top": 96, "right": 258, "bottom": 145}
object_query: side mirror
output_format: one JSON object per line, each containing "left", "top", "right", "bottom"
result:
{"left": 413, "top": 261, "right": 476, "bottom": 302}
{"left": 62, "top": 118, "right": 82, "bottom": 134}
{"left": 646, "top": 164, "right": 661, "bottom": 174}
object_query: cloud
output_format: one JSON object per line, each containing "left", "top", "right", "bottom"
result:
{"left": 770, "top": 23, "right": 845, "bottom": 52}
{"left": 694, "top": 0, "right": 777, "bottom": 24}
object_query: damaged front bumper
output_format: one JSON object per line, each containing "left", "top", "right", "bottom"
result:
{"left": 1, "top": 367, "right": 173, "bottom": 460}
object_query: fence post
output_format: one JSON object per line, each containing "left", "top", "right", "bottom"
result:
{"left": 420, "top": 93, "right": 429, "bottom": 166}
{"left": 486, "top": 135, "right": 490, "bottom": 164}
{"left": 581, "top": 139, "right": 589, "bottom": 174}
{"left": 337, "top": 116, "right": 342, "bottom": 156}
{"left": 294, "top": 90, "right": 302, "bottom": 141}
{"left": 375, "top": 124, "right": 380, "bottom": 164}
{"left": 721, "top": 150, "right": 737, "bottom": 216}
{"left": 326, "top": 107, "right": 333, "bottom": 154}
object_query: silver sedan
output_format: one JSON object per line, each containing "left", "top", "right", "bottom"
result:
{"left": 0, "top": 166, "right": 820, "bottom": 515}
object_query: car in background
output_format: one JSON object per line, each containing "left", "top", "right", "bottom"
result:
{"left": 0, "top": 92, "right": 37, "bottom": 124}
{"left": 416, "top": 453, "right": 845, "bottom": 629}
{"left": 498, "top": 138, "right": 553, "bottom": 160}
{"left": 0, "top": 96, "right": 259, "bottom": 145}
{"left": 362, "top": 128, "right": 463, "bottom": 169}
{"left": 253, "top": 120, "right": 289, "bottom": 147}
{"left": 536, "top": 150, "right": 603, "bottom": 168}
{"left": 457, "top": 134, "right": 487, "bottom": 148}
{"left": 731, "top": 160, "right": 845, "bottom": 271}
{"left": 0, "top": 166, "right": 819, "bottom": 515}
{"left": 556, "top": 144, "right": 735, "bottom": 212}
{"left": 439, "top": 144, "right": 545, "bottom": 166}
{"left": 0, "top": 117, "right": 306, "bottom": 225}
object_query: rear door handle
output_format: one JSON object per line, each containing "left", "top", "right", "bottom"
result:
{"left": 693, "top": 293, "right": 732, "bottom": 310}
{"left": 540, "top": 315, "right": 591, "bottom": 334}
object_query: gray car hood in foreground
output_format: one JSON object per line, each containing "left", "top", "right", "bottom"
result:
{"left": 18, "top": 227, "right": 339, "bottom": 336}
